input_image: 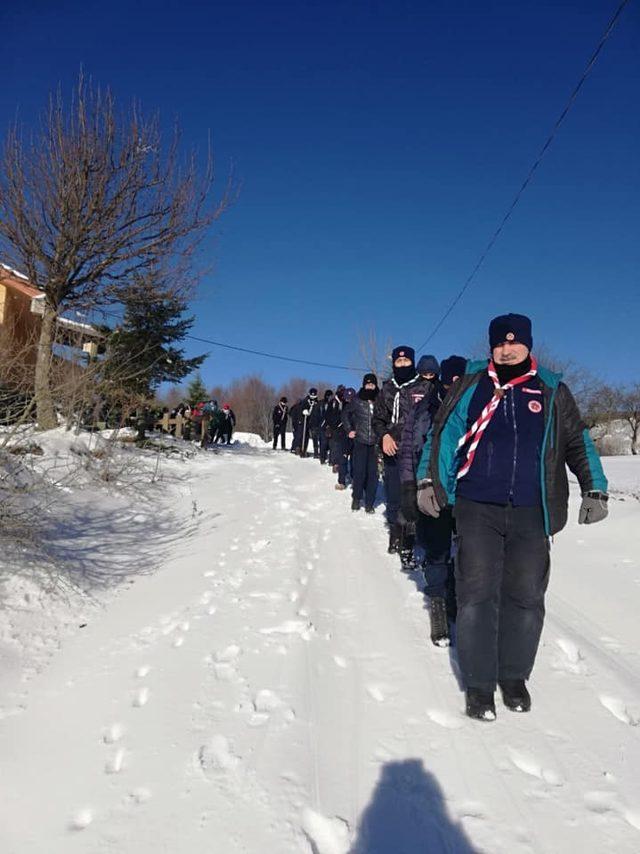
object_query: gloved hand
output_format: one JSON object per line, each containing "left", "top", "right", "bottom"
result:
{"left": 578, "top": 491, "right": 609, "bottom": 525}
{"left": 400, "top": 482, "right": 419, "bottom": 524}
{"left": 417, "top": 479, "right": 441, "bottom": 518}
{"left": 302, "top": 410, "right": 310, "bottom": 416}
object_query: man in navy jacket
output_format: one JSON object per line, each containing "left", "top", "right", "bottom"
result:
{"left": 417, "top": 314, "right": 608, "bottom": 721}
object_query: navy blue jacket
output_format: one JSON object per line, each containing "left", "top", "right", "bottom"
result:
{"left": 456, "top": 374, "right": 545, "bottom": 506}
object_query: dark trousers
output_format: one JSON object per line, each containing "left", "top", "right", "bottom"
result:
{"left": 453, "top": 497, "right": 550, "bottom": 692}
{"left": 319, "top": 429, "right": 330, "bottom": 463}
{"left": 383, "top": 455, "right": 401, "bottom": 526}
{"left": 291, "top": 422, "right": 303, "bottom": 452}
{"left": 351, "top": 441, "right": 378, "bottom": 506}
{"left": 302, "top": 427, "right": 319, "bottom": 458}
{"left": 417, "top": 506, "right": 454, "bottom": 600}
{"left": 329, "top": 431, "right": 343, "bottom": 466}
{"left": 272, "top": 424, "right": 286, "bottom": 449}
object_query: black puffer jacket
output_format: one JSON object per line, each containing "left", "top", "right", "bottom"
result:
{"left": 324, "top": 397, "right": 344, "bottom": 434}
{"left": 372, "top": 375, "right": 434, "bottom": 446}
{"left": 343, "top": 390, "right": 379, "bottom": 445}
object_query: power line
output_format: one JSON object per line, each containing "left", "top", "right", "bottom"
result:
{"left": 416, "top": 0, "right": 632, "bottom": 354}
{"left": 186, "top": 334, "right": 366, "bottom": 373}
{"left": 88, "top": 306, "right": 365, "bottom": 373}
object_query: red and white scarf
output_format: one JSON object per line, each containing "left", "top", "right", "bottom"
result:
{"left": 456, "top": 357, "right": 538, "bottom": 481}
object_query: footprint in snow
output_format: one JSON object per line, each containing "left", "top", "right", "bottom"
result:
{"left": 552, "top": 638, "right": 588, "bottom": 675}
{"left": 69, "top": 808, "right": 94, "bottom": 830}
{"left": 507, "top": 748, "right": 564, "bottom": 786}
{"left": 197, "top": 735, "right": 240, "bottom": 774}
{"left": 367, "top": 685, "right": 386, "bottom": 703}
{"left": 105, "top": 748, "right": 125, "bottom": 775}
{"left": 426, "top": 708, "right": 464, "bottom": 729}
{"left": 135, "top": 665, "right": 150, "bottom": 679}
{"left": 301, "top": 808, "right": 351, "bottom": 854}
{"left": 173, "top": 636, "right": 185, "bottom": 648}
{"left": 132, "top": 687, "right": 149, "bottom": 708}
{"left": 333, "top": 655, "right": 348, "bottom": 669}
{"left": 251, "top": 539, "right": 271, "bottom": 553}
{"left": 214, "top": 644, "right": 241, "bottom": 663}
{"left": 599, "top": 695, "right": 639, "bottom": 726}
{"left": 103, "top": 723, "right": 124, "bottom": 744}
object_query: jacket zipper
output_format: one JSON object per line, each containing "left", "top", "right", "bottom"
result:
{"left": 509, "top": 389, "right": 518, "bottom": 501}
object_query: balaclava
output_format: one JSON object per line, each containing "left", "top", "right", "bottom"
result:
{"left": 391, "top": 345, "right": 416, "bottom": 386}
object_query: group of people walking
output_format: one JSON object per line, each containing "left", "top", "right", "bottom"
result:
{"left": 272, "top": 313, "right": 609, "bottom": 721}
{"left": 171, "top": 399, "right": 237, "bottom": 446}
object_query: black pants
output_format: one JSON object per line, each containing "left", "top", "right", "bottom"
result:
{"left": 291, "top": 421, "right": 303, "bottom": 452}
{"left": 454, "top": 497, "right": 550, "bottom": 692}
{"left": 302, "top": 427, "right": 319, "bottom": 458}
{"left": 383, "top": 455, "right": 401, "bottom": 526}
{"left": 417, "top": 507, "right": 454, "bottom": 601}
{"left": 273, "top": 424, "right": 286, "bottom": 449}
{"left": 319, "top": 429, "right": 330, "bottom": 463}
{"left": 351, "top": 441, "right": 378, "bottom": 506}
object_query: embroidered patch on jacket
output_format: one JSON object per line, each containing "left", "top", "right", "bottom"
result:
{"left": 528, "top": 400, "right": 542, "bottom": 414}
{"left": 411, "top": 393, "right": 425, "bottom": 403}
{"left": 522, "top": 387, "right": 542, "bottom": 394}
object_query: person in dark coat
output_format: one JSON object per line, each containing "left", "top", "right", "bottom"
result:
{"left": 289, "top": 399, "right": 304, "bottom": 454}
{"left": 272, "top": 397, "right": 289, "bottom": 450}
{"left": 417, "top": 314, "right": 608, "bottom": 721}
{"left": 325, "top": 385, "right": 346, "bottom": 470}
{"left": 440, "top": 355, "right": 467, "bottom": 393}
{"left": 343, "top": 373, "right": 379, "bottom": 512}
{"left": 300, "top": 388, "right": 322, "bottom": 458}
{"left": 319, "top": 389, "right": 333, "bottom": 464}
{"left": 336, "top": 387, "right": 357, "bottom": 490}
{"left": 216, "top": 403, "right": 236, "bottom": 444}
{"left": 372, "top": 346, "right": 433, "bottom": 558}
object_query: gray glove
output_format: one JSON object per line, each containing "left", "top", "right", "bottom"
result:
{"left": 578, "top": 491, "right": 609, "bottom": 525}
{"left": 417, "top": 479, "right": 441, "bottom": 518}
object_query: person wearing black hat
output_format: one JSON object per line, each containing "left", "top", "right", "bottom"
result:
{"left": 300, "top": 388, "right": 321, "bottom": 458}
{"left": 289, "top": 398, "right": 305, "bottom": 454}
{"left": 343, "top": 373, "right": 380, "bottom": 511}
{"left": 373, "top": 345, "right": 433, "bottom": 563}
{"left": 440, "top": 355, "right": 467, "bottom": 392}
{"left": 318, "top": 389, "right": 334, "bottom": 464}
{"left": 417, "top": 313, "right": 609, "bottom": 721}
{"left": 272, "top": 396, "right": 289, "bottom": 450}
{"left": 325, "top": 385, "right": 346, "bottom": 472}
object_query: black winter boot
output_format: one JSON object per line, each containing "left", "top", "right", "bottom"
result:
{"left": 387, "top": 525, "right": 401, "bottom": 554}
{"left": 365, "top": 505, "right": 375, "bottom": 514}
{"left": 399, "top": 524, "right": 417, "bottom": 570}
{"left": 499, "top": 680, "right": 531, "bottom": 713}
{"left": 465, "top": 689, "right": 496, "bottom": 722}
{"left": 428, "top": 597, "right": 450, "bottom": 647}
{"left": 351, "top": 498, "right": 361, "bottom": 512}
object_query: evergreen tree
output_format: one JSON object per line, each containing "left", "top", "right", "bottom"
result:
{"left": 104, "top": 277, "right": 207, "bottom": 398}
{"left": 186, "top": 373, "right": 208, "bottom": 405}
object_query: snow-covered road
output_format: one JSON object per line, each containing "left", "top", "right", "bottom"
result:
{"left": 1, "top": 445, "right": 640, "bottom": 853}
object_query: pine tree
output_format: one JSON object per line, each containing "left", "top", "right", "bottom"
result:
{"left": 104, "top": 277, "right": 207, "bottom": 398}
{"left": 186, "top": 373, "right": 208, "bottom": 406}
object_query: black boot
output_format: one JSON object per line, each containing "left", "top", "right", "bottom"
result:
{"left": 387, "top": 524, "right": 401, "bottom": 554}
{"left": 465, "top": 689, "right": 496, "bottom": 722}
{"left": 499, "top": 680, "right": 531, "bottom": 713}
{"left": 351, "top": 497, "right": 361, "bottom": 512}
{"left": 399, "top": 524, "right": 417, "bottom": 570}
{"left": 428, "top": 597, "right": 450, "bottom": 647}
{"left": 365, "top": 505, "right": 375, "bottom": 514}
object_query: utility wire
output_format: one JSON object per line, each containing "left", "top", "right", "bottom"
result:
{"left": 89, "top": 306, "right": 365, "bottom": 373}
{"left": 416, "top": 0, "right": 632, "bottom": 354}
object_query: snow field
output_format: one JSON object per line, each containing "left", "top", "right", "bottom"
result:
{"left": 0, "top": 445, "right": 639, "bottom": 852}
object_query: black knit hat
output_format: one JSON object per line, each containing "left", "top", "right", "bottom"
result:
{"left": 391, "top": 345, "right": 415, "bottom": 365}
{"left": 440, "top": 355, "right": 467, "bottom": 386}
{"left": 489, "top": 314, "right": 533, "bottom": 351}
{"left": 363, "top": 372, "right": 378, "bottom": 387}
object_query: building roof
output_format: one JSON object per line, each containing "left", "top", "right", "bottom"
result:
{"left": 0, "top": 264, "right": 42, "bottom": 299}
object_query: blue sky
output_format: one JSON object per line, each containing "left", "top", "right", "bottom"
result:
{"left": 1, "top": 0, "right": 638, "bottom": 388}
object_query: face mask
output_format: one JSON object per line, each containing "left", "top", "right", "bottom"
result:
{"left": 393, "top": 365, "right": 416, "bottom": 385}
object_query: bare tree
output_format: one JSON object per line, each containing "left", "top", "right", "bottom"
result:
{"left": 621, "top": 384, "right": 640, "bottom": 455}
{"left": 358, "top": 327, "right": 392, "bottom": 382}
{"left": 0, "top": 72, "right": 231, "bottom": 429}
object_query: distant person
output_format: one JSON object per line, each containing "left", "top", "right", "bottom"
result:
{"left": 418, "top": 314, "right": 608, "bottom": 721}
{"left": 289, "top": 398, "right": 304, "bottom": 454}
{"left": 319, "top": 389, "right": 334, "bottom": 465}
{"left": 216, "top": 403, "right": 236, "bottom": 445}
{"left": 272, "top": 396, "right": 289, "bottom": 450}
{"left": 325, "top": 385, "right": 346, "bottom": 474}
{"left": 338, "top": 387, "right": 357, "bottom": 490}
{"left": 300, "top": 388, "right": 321, "bottom": 458}
{"left": 343, "top": 373, "right": 379, "bottom": 512}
